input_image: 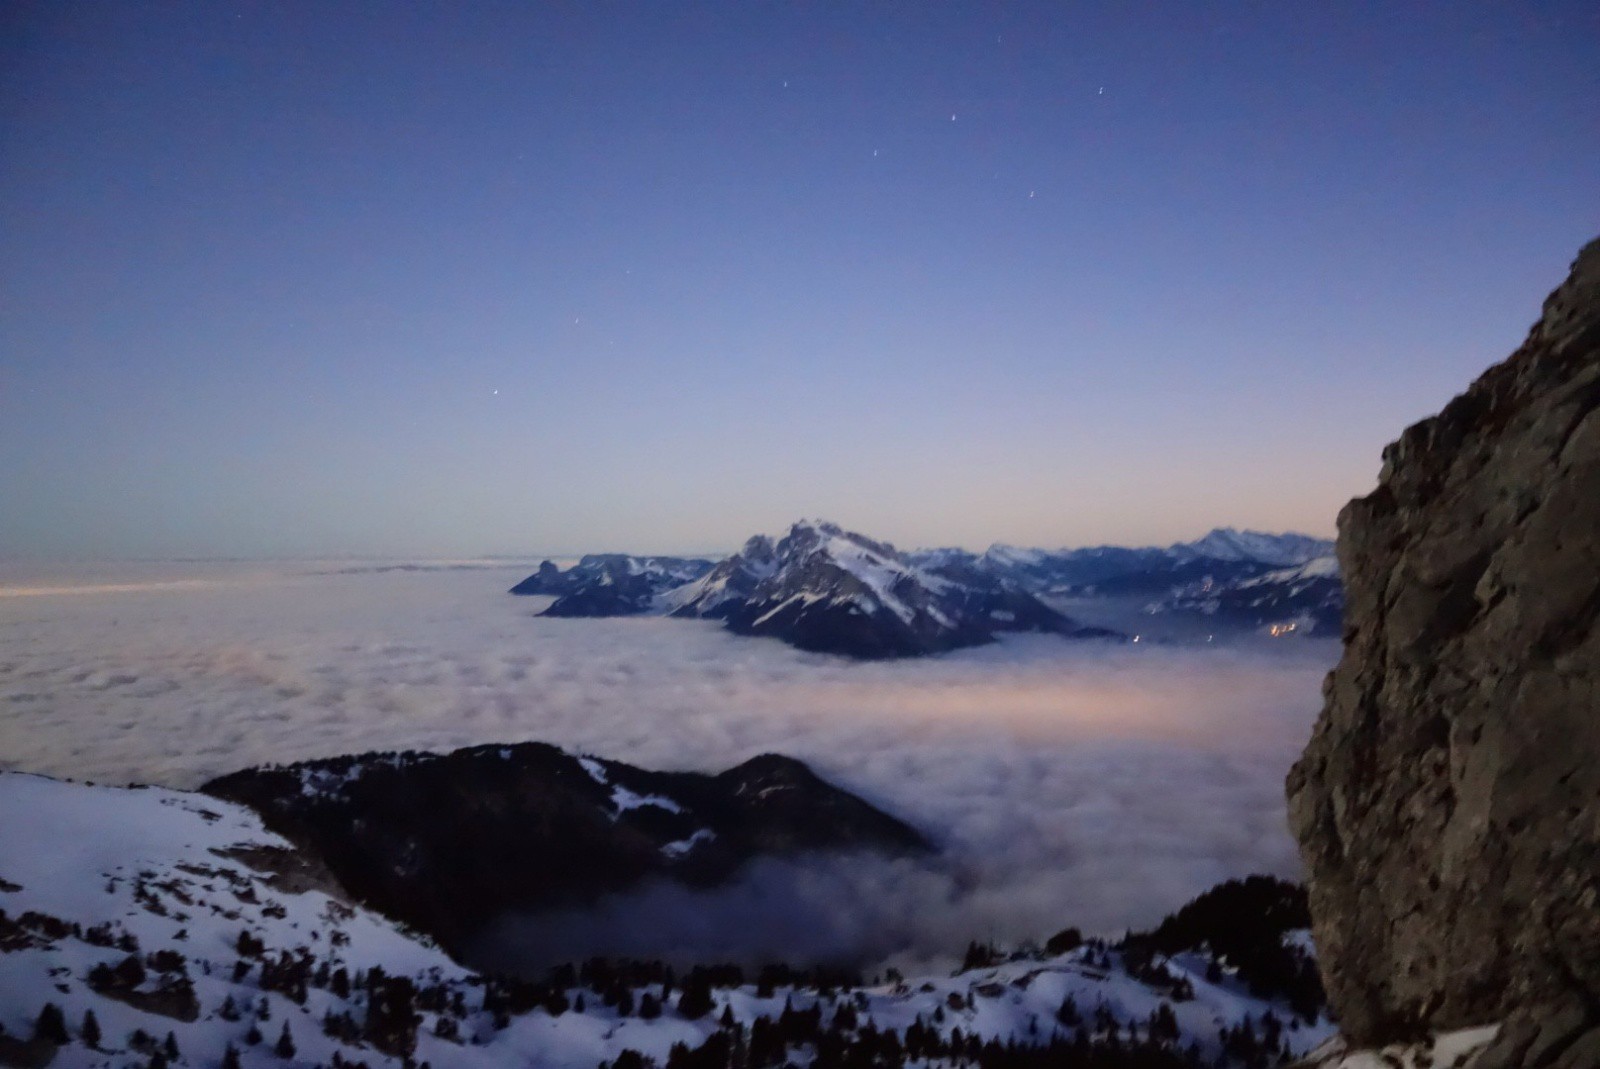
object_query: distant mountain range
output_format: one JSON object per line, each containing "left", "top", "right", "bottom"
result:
{"left": 910, "top": 529, "right": 1334, "bottom": 599}
{"left": 1148, "top": 555, "right": 1343, "bottom": 637}
{"left": 510, "top": 521, "right": 1341, "bottom": 655}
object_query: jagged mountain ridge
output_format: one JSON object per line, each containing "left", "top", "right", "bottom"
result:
{"left": 509, "top": 523, "right": 1337, "bottom": 652}
{"left": 0, "top": 770, "right": 1335, "bottom": 1069}
{"left": 667, "top": 521, "right": 1114, "bottom": 658}
{"left": 509, "top": 554, "right": 715, "bottom": 616}
{"left": 202, "top": 743, "right": 932, "bottom": 959}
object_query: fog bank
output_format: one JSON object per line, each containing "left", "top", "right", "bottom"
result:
{"left": 0, "top": 561, "right": 1336, "bottom": 967}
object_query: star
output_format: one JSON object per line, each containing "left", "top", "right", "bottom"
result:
{"left": 951, "top": 113, "right": 956, "bottom": 121}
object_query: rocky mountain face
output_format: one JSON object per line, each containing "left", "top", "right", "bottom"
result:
{"left": 509, "top": 554, "right": 714, "bottom": 616}
{"left": 203, "top": 743, "right": 931, "bottom": 960}
{"left": 1286, "top": 238, "right": 1600, "bottom": 1063}
{"left": 665, "top": 534, "right": 781, "bottom": 618}
{"left": 669, "top": 521, "right": 1115, "bottom": 658}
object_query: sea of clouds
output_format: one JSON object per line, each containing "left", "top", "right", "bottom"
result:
{"left": 0, "top": 561, "right": 1338, "bottom": 972}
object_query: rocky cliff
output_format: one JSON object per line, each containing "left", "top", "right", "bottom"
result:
{"left": 1286, "top": 237, "right": 1600, "bottom": 1063}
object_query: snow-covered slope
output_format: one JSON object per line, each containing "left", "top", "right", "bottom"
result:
{"left": 671, "top": 521, "right": 1112, "bottom": 658}
{"left": 0, "top": 771, "right": 474, "bottom": 1069}
{"left": 0, "top": 770, "right": 1335, "bottom": 1069}
{"left": 1148, "top": 555, "right": 1343, "bottom": 636}
{"left": 1295, "top": 1026, "right": 1500, "bottom": 1069}
{"left": 660, "top": 535, "right": 780, "bottom": 619}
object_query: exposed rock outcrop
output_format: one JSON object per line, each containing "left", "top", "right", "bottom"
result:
{"left": 1287, "top": 237, "right": 1600, "bottom": 1055}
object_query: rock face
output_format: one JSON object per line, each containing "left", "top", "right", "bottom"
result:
{"left": 1286, "top": 238, "right": 1600, "bottom": 1049}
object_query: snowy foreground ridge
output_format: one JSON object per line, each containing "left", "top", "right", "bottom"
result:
{"left": 0, "top": 771, "right": 1334, "bottom": 1069}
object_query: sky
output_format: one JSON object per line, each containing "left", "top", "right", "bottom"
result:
{"left": 2, "top": 2, "right": 1597, "bottom": 559}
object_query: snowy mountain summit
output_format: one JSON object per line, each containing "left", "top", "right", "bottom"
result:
{"left": 1169, "top": 529, "right": 1333, "bottom": 568}
{"left": 668, "top": 520, "right": 1114, "bottom": 658}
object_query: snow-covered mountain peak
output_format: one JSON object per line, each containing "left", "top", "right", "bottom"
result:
{"left": 672, "top": 521, "right": 1112, "bottom": 657}
{"left": 1172, "top": 528, "right": 1334, "bottom": 567}
{"left": 981, "top": 544, "right": 1048, "bottom": 569}
{"left": 777, "top": 520, "right": 900, "bottom": 564}
{"left": 737, "top": 533, "right": 778, "bottom": 567}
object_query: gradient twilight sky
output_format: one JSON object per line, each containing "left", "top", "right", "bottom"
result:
{"left": 2, "top": 3, "right": 1596, "bottom": 560}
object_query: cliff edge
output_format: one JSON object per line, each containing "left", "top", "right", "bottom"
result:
{"left": 1287, "top": 238, "right": 1600, "bottom": 1064}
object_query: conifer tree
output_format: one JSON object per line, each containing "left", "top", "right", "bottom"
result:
{"left": 81, "top": 1009, "right": 101, "bottom": 1049}
{"left": 275, "top": 1021, "right": 296, "bottom": 1059}
{"left": 33, "top": 1004, "right": 68, "bottom": 1045}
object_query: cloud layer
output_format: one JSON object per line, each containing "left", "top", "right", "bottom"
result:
{"left": 0, "top": 562, "right": 1336, "bottom": 970}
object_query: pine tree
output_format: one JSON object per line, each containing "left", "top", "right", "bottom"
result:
{"left": 81, "top": 1009, "right": 101, "bottom": 1049}
{"left": 246, "top": 1023, "right": 263, "bottom": 1046}
{"left": 222, "top": 1044, "right": 242, "bottom": 1069}
{"left": 164, "top": 1031, "right": 180, "bottom": 1059}
{"left": 276, "top": 1021, "right": 296, "bottom": 1059}
{"left": 677, "top": 976, "right": 715, "bottom": 1021}
{"left": 33, "top": 1003, "right": 68, "bottom": 1045}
